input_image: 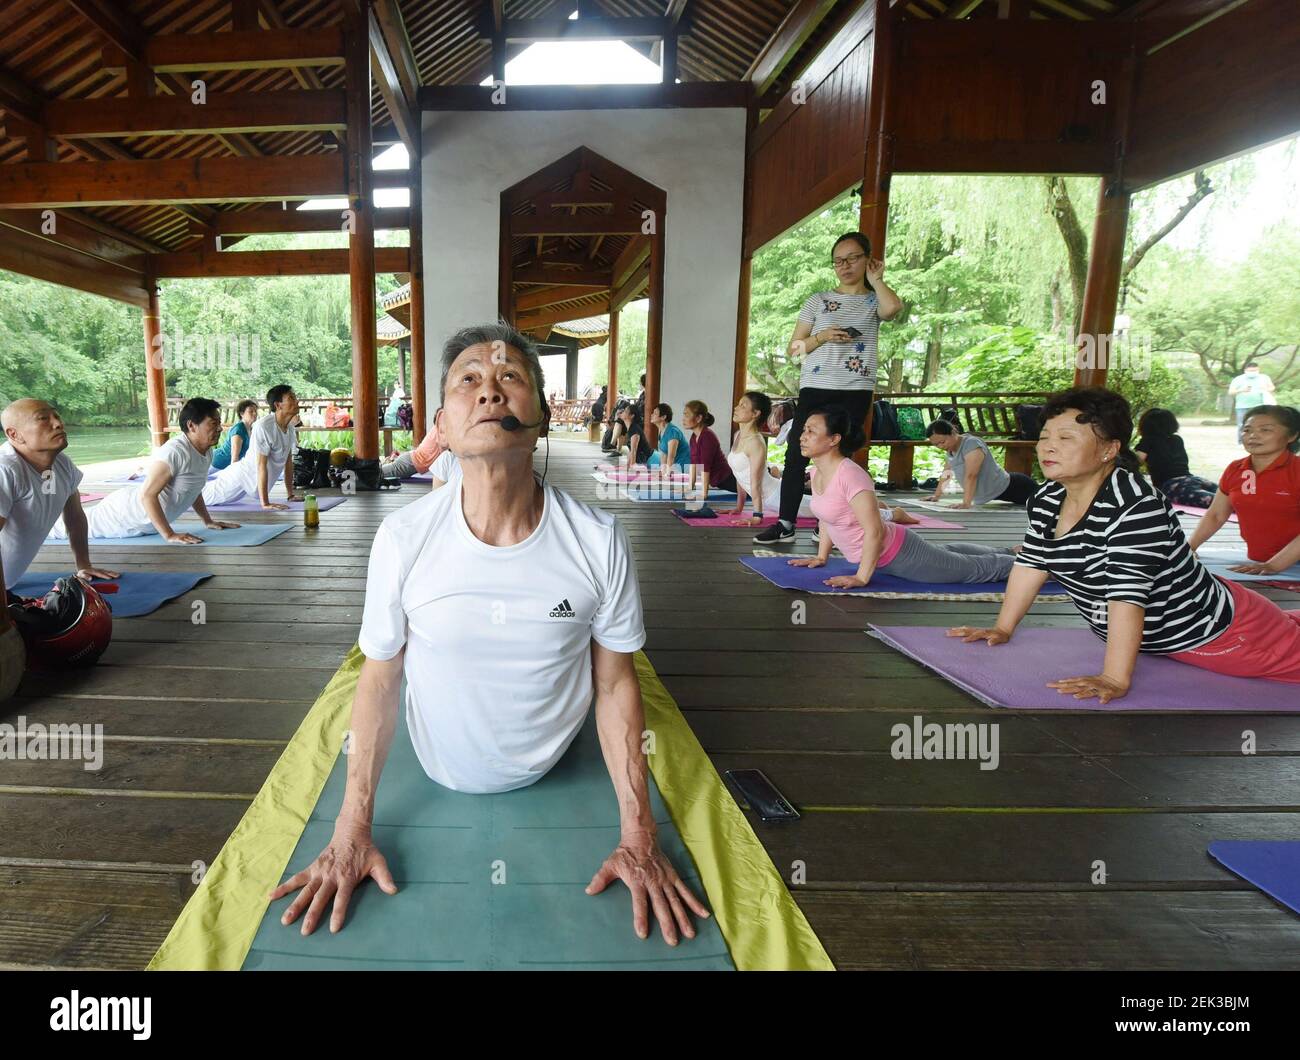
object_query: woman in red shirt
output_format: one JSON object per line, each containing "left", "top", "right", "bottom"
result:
{"left": 683, "top": 400, "right": 736, "bottom": 505}
{"left": 1186, "top": 405, "right": 1300, "bottom": 574}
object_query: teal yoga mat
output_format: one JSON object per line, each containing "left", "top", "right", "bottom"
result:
{"left": 50, "top": 524, "right": 293, "bottom": 547}
{"left": 245, "top": 700, "right": 734, "bottom": 970}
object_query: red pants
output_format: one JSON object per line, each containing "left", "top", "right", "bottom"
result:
{"left": 1170, "top": 578, "right": 1300, "bottom": 683}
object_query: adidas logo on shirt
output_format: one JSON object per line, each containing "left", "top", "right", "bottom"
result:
{"left": 549, "top": 598, "right": 576, "bottom": 618}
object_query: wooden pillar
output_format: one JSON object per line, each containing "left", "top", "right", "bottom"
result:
{"left": 143, "top": 270, "right": 167, "bottom": 449}
{"left": 734, "top": 255, "right": 752, "bottom": 413}
{"left": 734, "top": 96, "right": 757, "bottom": 416}
{"left": 346, "top": 2, "right": 379, "bottom": 461}
{"left": 858, "top": 0, "right": 895, "bottom": 256}
{"left": 408, "top": 130, "right": 427, "bottom": 438}
{"left": 855, "top": 0, "right": 896, "bottom": 466}
{"left": 1074, "top": 177, "right": 1131, "bottom": 391}
{"left": 645, "top": 228, "right": 665, "bottom": 448}
{"left": 607, "top": 309, "right": 620, "bottom": 401}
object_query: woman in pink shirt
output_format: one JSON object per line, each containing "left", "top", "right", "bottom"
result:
{"left": 788, "top": 406, "right": 1019, "bottom": 588}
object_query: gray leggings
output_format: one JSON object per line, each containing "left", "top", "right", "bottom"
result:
{"left": 381, "top": 451, "right": 417, "bottom": 479}
{"left": 883, "top": 529, "right": 1017, "bottom": 583}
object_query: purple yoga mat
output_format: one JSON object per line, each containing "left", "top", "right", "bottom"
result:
{"left": 869, "top": 625, "right": 1300, "bottom": 711}
{"left": 207, "top": 495, "right": 348, "bottom": 513}
{"left": 741, "top": 555, "right": 1065, "bottom": 598}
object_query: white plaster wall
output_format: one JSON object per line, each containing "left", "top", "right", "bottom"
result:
{"left": 421, "top": 106, "right": 747, "bottom": 430}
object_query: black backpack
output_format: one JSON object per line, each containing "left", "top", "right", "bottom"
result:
{"left": 1015, "top": 404, "right": 1044, "bottom": 441}
{"left": 870, "top": 399, "right": 901, "bottom": 441}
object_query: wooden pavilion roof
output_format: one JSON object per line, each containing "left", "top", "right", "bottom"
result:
{"left": 0, "top": 0, "right": 1175, "bottom": 261}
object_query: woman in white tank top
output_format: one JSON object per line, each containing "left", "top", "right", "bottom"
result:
{"left": 726, "top": 392, "right": 784, "bottom": 524}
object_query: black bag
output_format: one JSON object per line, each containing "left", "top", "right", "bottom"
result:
{"left": 870, "top": 399, "right": 901, "bottom": 441}
{"left": 294, "top": 448, "right": 331, "bottom": 490}
{"left": 939, "top": 406, "right": 963, "bottom": 432}
{"left": 1015, "top": 404, "right": 1044, "bottom": 441}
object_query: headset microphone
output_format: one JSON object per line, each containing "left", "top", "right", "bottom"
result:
{"left": 499, "top": 415, "right": 544, "bottom": 431}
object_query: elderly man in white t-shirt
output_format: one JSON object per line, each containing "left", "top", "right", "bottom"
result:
{"left": 272, "top": 323, "right": 709, "bottom": 945}
{"left": 201, "top": 384, "right": 301, "bottom": 510}
{"left": 0, "top": 399, "right": 119, "bottom": 591}
{"left": 50, "top": 397, "right": 240, "bottom": 544}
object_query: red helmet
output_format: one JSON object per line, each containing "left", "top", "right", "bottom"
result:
{"left": 7, "top": 577, "right": 113, "bottom": 672}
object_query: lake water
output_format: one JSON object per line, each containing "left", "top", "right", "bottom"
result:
{"left": 63, "top": 426, "right": 152, "bottom": 466}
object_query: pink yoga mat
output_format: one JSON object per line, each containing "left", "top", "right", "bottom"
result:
{"left": 869, "top": 624, "right": 1300, "bottom": 711}
{"left": 79, "top": 492, "right": 105, "bottom": 503}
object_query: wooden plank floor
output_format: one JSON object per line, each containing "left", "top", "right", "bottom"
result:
{"left": 3, "top": 436, "right": 1298, "bottom": 970}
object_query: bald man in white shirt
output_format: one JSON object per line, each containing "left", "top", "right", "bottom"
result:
{"left": 271, "top": 323, "right": 709, "bottom": 946}
{"left": 0, "top": 399, "right": 118, "bottom": 592}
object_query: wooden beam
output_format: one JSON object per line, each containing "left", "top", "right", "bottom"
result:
{"left": 0, "top": 154, "right": 345, "bottom": 208}
{"left": 491, "top": 0, "right": 506, "bottom": 33}
{"left": 511, "top": 215, "right": 644, "bottom": 237}
{"left": 612, "top": 235, "right": 652, "bottom": 290}
{"left": 257, "top": 0, "right": 329, "bottom": 93}
{"left": 373, "top": 0, "right": 421, "bottom": 104}
{"left": 0, "top": 208, "right": 145, "bottom": 271}
{"left": 102, "top": 28, "right": 345, "bottom": 74}
{"left": 0, "top": 63, "right": 44, "bottom": 124}
{"left": 645, "top": 231, "right": 664, "bottom": 448}
{"left": 0, "top": 224, "right": 148, "bottom": 307}
{"left": 38, "top": 90, "right": 347, "bottom": 138}
{"left": 666, "top": 0, "right": 693, "bottom": 27}
{"left": 517, "top": 299, "right": 611, "bottom": 333}
{"left": 607, "top": 308, "right": 619, "bottom": 402}
{"left": 65, "top": 0, "right": 145, "bottom": 57}
{"left": 746, "top": 0, "right": 840, "bottom": 98}
{"left": 499, "top": 17, "right": 671, "bottom": 43}
{"left": 419, "top": 82, "right": 749, "bottom": 111}
{"left": 516, "top": 284, "right": 611, "bottom": 313}
{"left": 611, "top": 260, "right": 651, "bottom": 313}
{"left": 513, "top": 266, "right": 612, "bottom": 286}
{"left": 372, "top": 168, "right": 413, "bottom": 190}
{"left": 151, "top": 247, "right": 409, "bottom": 277}
{"left": 212, "top": 206, "right": 409, "bottom": 236}
{"left": 368, "top": 8, "right": 418, "bottom": 151}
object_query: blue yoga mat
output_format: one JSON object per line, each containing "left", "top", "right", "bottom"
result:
{"left": 1208, "top": 841, "right": 1300, "bottom": 916}
{"left": 48, "top": 523, "right": 292, "bottom": 547}
{"left": 1199, "top": 558, "right": 1300, "bottom": 582}
{"left": 628, "top": 486, "right": 737, "bottom": 503}
{"left": 741, "top": 555, "right": 1067, "bottom": 597}
{"left": 246, "top": 702, "right": 732, "bottom": 970}
{"left": 9, "top": 571, "right": 211, "bottom": 617}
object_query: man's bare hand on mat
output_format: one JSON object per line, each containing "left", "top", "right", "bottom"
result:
{"left": 587, "top": 831, "right": 710, "bottom": 946}
{"left": 269, "top": 823, "right": 398, "bottom": 935}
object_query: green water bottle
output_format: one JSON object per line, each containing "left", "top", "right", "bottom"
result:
{"left": 304, "top": 493, "right": 320, "bottom": 529}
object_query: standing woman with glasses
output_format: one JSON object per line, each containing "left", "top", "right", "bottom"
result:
{"left": 755, "top": 231, "right": 903, "bottom": 545}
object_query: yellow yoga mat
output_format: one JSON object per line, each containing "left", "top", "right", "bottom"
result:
{"left": 149, "top": 647, "right": 832, "bottom": 971}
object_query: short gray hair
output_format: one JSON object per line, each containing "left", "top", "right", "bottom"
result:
{"left": 440, "top": 322, "right": 548, "bottom": 417}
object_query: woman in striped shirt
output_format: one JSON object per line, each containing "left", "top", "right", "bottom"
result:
{"left": 949, "top": 387, "right": 1300, "bottom": 702}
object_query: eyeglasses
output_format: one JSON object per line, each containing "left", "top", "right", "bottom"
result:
{"left": 832, "top": 253, "right": 866, "bottom": 268}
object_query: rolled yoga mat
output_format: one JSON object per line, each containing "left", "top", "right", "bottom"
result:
{"left": 1207, "top": 841, "right": 1300, "bottom": 916}
{"left": 868, "top": 625, "right": 1300, "bottom": 712}
{"left": 741, "top": 555, "right": 1069, "bottom": 602}
{"left": 50, "top": 523, "right": 293, "bottom": 547}
{"left": 148, "top": 648, "right": 833, "bottom": 971}
{"left": 206, "top": 494, "right": 348, "bottom": 513}
{"left": 8, "top": 570, "right": 211, "bottom": 617}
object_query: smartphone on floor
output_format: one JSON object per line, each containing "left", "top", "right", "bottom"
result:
{"left": 724, "top": 769, "right": 800, "bottom": 822}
